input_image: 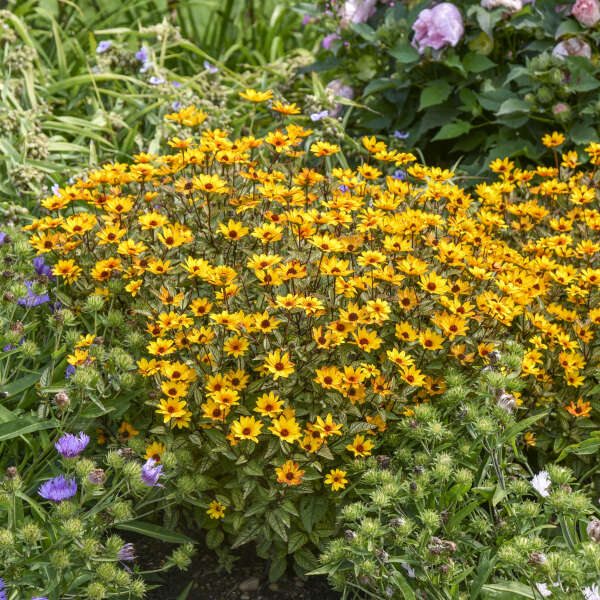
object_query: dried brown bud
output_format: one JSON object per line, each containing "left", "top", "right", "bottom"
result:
{"left": 11, "top": 321, "right": 24, "bottom": 334}
{"left": 117, "top": 447, "right": 136, "bottom": 460}
{"left": 5, "top": 466, "right": 18, "bottom": 479}
{"left": 2, "top": 291, "right": 16, "bottom": 302}
{"left": 376, "top": 455, "right": 390, "bottom": 470}
{"left": 53, "top": 391, "right": 70, "bottom": 409}
{"left": 528, "top": 552, "right": 547, "bottom": 565}
{"left": 375, "top": 549, "right": 389, "bottom": 563}
{"left": 587, "top": 519, "right": 600, "bottom": 543}
{"left": 345, "top": 529, "right": 357, "bottom": 541}
{"left": 388, "top": 517, "right": 406, "bottom": 528}
{"left": 89, "top": 469, "right": 107, "bottom": 485}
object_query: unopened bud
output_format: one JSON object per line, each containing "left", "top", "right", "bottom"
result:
{"left": 588, "top": 519, "right": 600, "bottom": 543}
{"left": 53, "top": 391, "right": 70, "bottom": 408}
{"left": 89, "top": 469, "right": 107, "bottom": 485}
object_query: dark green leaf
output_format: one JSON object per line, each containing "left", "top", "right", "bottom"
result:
{"left": 388, "top": 43, "right": 419, "bottom": 63}
{"left": 432, "top": 119, "right": 471, "bottom": 141}
{"left": 419, "top": 80, "right": 451, "bottom": 111}
{"left": 116, "top": 521, "right": 195, "bottom": 544}
{"left": 463, "top": 53, "right": 496, "bottom": 73}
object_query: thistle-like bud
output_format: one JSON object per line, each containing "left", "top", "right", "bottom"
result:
{"left": 0, "top": 528, "right": 15, "bottom": 551}
{"left": 170, "top": 543, "right": 195, "bottom": 570}
{"left": 130, "top": 579, "right": 147, "bottom": 598}
{"left": 63, "top": 518, "right": 84, "bottom": 537}
{"left": 22, "top": 522, "right": 42, "bottom": 545}
{"left": 89, "top": 469, "right": 106, "bottom": 485}
{"left": 528, "top": 552, "right": 547, "bottom": 565}
{"left": 496, "top": 391, "right": 516, "bottom": 413}
{"left": 86, "top": 581, "right": 107, "bottom": 600}
{"left": 50, "top": 549, "right": 70, "bottom": 569}
{"left": 53, "top": 391, "right": 70, "bottom": 409}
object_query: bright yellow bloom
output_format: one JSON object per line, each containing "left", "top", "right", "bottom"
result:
{"left": 324, "top": 469, "right": 348, "bottom": 491}
{"left": 206, "top": 500, "right": 226, "bottom": 519}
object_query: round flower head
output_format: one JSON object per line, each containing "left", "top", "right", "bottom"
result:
{"left": 530, "top": 470, "right": 551, "bottom": 498}
{"left": 141, "top": 458, "right": 163, "bottom": 487}
{"left": 0, "top": 578, "right": 6, "bottom": 600}
{"left": 481, "top": 0, "right": 522, "bottom": 10}
{"left": 55, "top": 431, "right": 90, "bottom": 458}
{"left": 412, "top": 3, "right": 464, "bottom": 53}
{"left": 0, "top": 232, "right": 7, "bottom": 245}
{"left": 38, "top": 475, "right": 77, "bottom": 502}
{"left": 117, "top": 543, "right": 136, "bottom": 561}
{"left": 96, "top": 40, "right": 112, "bottom": 54}
{"left": 553, "top": 38, "right": 592, "bottom": 60}
{"left": 339, "top": 0, "right": 377, "bottom": 25}
{"left": 572, "top": 0, "right": 600, "bottom": 27}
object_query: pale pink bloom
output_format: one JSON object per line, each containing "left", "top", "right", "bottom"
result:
{"left": 481, "top": 0, "right": 523, "bottom": 10}
{"left": 412, "top": 3, "right": 464, "bottom": 53}
{"left": 572, "top": 0, "right": 600, "bottom": 26}
{"left": 552, "top": 37, "right": 592, "bottom": 59}
{"left": 326, "top": 79, "right": 355, "bottom": 116}
{"left": 339, "top": 0, "right": 377, "bottom": 24}
{"left": 322, "top": 32, "right": 341, "bottom": 49}
{"left": 553, "top": 103, "right": 569, "bottom": 115}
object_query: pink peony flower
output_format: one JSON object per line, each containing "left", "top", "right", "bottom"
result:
{"left": 552, "top": 37, "right": 592, "bottom": 59}
{"left": 339, "top": 0, "right": 377, "bottom": 24}
{"left": 481, "top": 0, "right": 523, "bottom": 10}
{"left": 326, "top": 79, "right": 355, "bottom": 116}
{"left": 553, "top": 102, "right": 569, "bottom": 115}
{"left": 412, "top": 3, "right": 464, "bottom": 53}
{"left": 572, "top": 0, "right": 600, "bottom": 27}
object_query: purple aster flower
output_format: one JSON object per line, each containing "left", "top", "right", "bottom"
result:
{"left": 32, "top": 597, "right": 49, "bottom": 600}
{"left": 135, "top": 46, "right": 149, "bottom": 62}
{"left": 171, "top": 80, "right": 182, "bottom": 88}
{"left": 51, "top": 183, "right": 60, "bottom": 195}
{"left": 3, "top": 345, "right": 15, "bottom": 352}
{"left": 0, "top": 578, "right": 6, "bottom": 600}
{"left": 38, "top": 475, "right": 77, "bottom": 502}
{"left": 18, "top": 280, "right": 50, "bottom": 307}
{"left": 394, "top": 130, "right": 409, "bottom": 139}
{"left": 141, "top": 458, "right": 163, "bottom": 487}
{"left": 310, "top": 110, "right": 329, "bottom": 121}
{"left": 55, "top": 432, "right": 90, "bottom": 458}
{"left": 65, "top": 364, "right": 76, "bottom": 379}
{"left": 339, "top": 184, "right": 349, "bottom": 193}
{"left": 171, "top": 101, "right": 182, "bottom": 110}
{"left": 204, "top": 60, "right": 218, "bottom": 74}
{"left": 0, "top": 232, "right": 7, "bottom": 245}
{"left": 139, "top": 61, "right": 153, "bottom": 73}
{"left": 96, "top": 40, "right": 112, "bottom": 54}
{"left": 393, "top": 169, "right": 406, "bottom": 180}
{"left": 117, "top": 543, "right": 136, "bottom": 561}
{"left": 149, "top": 76, "right": 165, "bottom": 85}
{"left": 33, "top": 256, "right": 55, "bottom": 279}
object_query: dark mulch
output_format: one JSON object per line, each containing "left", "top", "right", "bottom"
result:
{"left": 126, "top": 532, "right": 341, "bottom": 600}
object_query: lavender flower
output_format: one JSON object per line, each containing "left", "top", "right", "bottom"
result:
{"left": 204, "top": 60, "right": 218, "bottom": 73}
{"left": 33, "top": 256, "right": 55, "bottom": 279}
{"left": 171, "top": 80, "right": 182, "bottom": 88}
{"left": 3, "top": 345, "right": 15, "bottom": 352}
{"left": 55, "top": 432, "right": 90, "bottom": 458}
{"left": 117, "top": 543, "right": 136, "bottom": 561}
{"left": 65, "top": 364, "right": 76, "bottom": 379}
{"left": 51, "top": 183, "right": 60, "bottom": 195}
{"left": 172, "top": 101, "right": 182, "bottom": 110}
{"left": 393, "top": 130, "right": 409, "bottom": 139}
{"left": 322, "top": 32, "right": 341, "bottom": 49}
{"left": 148, "top": 76, "right": 165, "bottom": 85}
{"left": 401, "top": 562, "right": 416, "bottom": 578}
{"left": 310, "top": 110, "right": 329, "bottom": 121}
{"left": 584, "top": 585, "right": 600, "bottom": 600}
{"left": 38, "top": 475, "right": 77, "bottom": 502}
{"left": 32, "top": 597, "right": 49, "bottom": 600}
{"left": 0, "top": 232, "right": 7, "bottom": 245}
{"left": 0, "top": 578, "right": 6, "bottom": 600}
{"left": 535, "top": 583, "right": 551, "bottom": 598}
{"left": 139, "top": 61, "right": 153, "bottom": 73}
{"left": 393, "top": 169, "right": 406, "bottom": 180}
{"left": 141, "top": 458, "right": 163, "bottom": 487}
{"left": 18, "top": 280, "right": 50, "bottom": 307}
{"left": 339, "top": 184, "right": 349, "bottom": 193}
{"left": 96, "top": 40, "right": 112, "bottom": 54}
{"left": 530, "top": 470, "right": 551, "bottom": 498}
{"left": 135, "top": 46, "right": 149, "bottom": 62}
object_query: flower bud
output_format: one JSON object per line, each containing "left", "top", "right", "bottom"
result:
{"left": 89, "top": 469, "right": 107, "bottom": 485}
{"left": 170, "top": 543, "right": 195, "bottom": 570}
{"left": 22, "top": 522, "right": 42, "bottom": 545}
{"left": 131, "top": 579, "right": 147, "bottom": 598}
{"left": 86, "top": 582, "right": 107, "bottom": 600}
{"left": 97, "top": 563, "right": 118, "bottom": 583}
{"left": 53, "top": 391, "right": 70, "bottom": 409}
{"left": 110, "top": 500, "right": 133, "bottom": 522}
{"left": 0, "top": 528, "right": 15, "bottom": 551}
{"left": 528, "top": 552, "right": 547, "bottom": 565}
{"left": 63, "top": 518, "right": 84, "bottom": 537}
{"left": 84, "top": 295, "right": 105, "bottom": 312}
{"left": 50, "top": 549, "right": 70, "bottom": 569}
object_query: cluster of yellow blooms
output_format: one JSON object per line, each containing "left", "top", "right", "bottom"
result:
{"left": 27, "top": 94, "right": 600, "bottom": 503}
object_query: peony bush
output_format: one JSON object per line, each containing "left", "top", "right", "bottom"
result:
{"left": 301, "top": 0, "right": 600, "bottom": 172}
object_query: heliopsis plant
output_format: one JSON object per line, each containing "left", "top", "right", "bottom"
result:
{"left": 24, "top": 96, "right": 600, "bottom": 577}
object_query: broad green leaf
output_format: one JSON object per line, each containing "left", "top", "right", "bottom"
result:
{"left": 500, "top": 411, "right": 549, "bottom": 444}
{"left": 482, "top": 582, "right": 535, "bottom": 598}
{"left": 463, "top": 52, "right": 496, "bottom": 73}
{"left": 432, "top": 120, "right": 471, "bottom": 141}
{"left": 557, "top": 436, "right": 600, "bottom": 462}
{"left": 288, "top": 531, "right": 307, "bottom": 554}
{"left": 205, "top": 527, "right": 224, "bottom": 549}
{"left": 497, "top": 98, "right": 530, "bottom": 115}
{"left": 388, "top": 43, "right": 419, "bottom": 63}
{"left": 0, "top": 373, "right": 40, "bottom": 399}
{"left": 115, "top": 521, "right": 195, "bottom": 544}
{"left": 419, "top": 80, "right": 452, "bottom": 111}
{"left": 269, "top": 555, "right": 287, "bottom": 582}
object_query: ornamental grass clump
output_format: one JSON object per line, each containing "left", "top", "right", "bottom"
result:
{"left": 24, "top": 95, "right": 600, "bottom": 575}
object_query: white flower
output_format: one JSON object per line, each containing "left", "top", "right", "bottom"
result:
{"left": 536, "top": 583, "right": 552, "bottom": 598}
{"left": 481, "top": 0, "right": 523, "bottom": 10}
{"left": 401, "top": 562, "right": 416, "bottom": 578}
{"left": 530, "top": 470, "right": 551, "bottom": 497}
{"left": 583, "top": 585, "right": 600, "bottom": 600}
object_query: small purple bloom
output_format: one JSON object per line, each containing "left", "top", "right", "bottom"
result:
{"left": 18, "top": 280, "right": 50, "bottom": 307}
{"left": 0, "top": 578, "right": 6, "bottom": 600}
{"left": 117, "top": 543, "right": 136, "bottom": 561}
{"left": 33, "top": 256, "right": 55, "bottom": 279}
{"left": 38, "top": 475, "right": 77, "bottom": 502}
{"left": 65, "top": 364, "right": 76, "bottom": 379}
{"left": 32, "top": 597, "right": 49, "bottom": 600}
{"left": 322, "top": 32, "right": 341, "bottom": 49}
{"left": 3, "top": 345, "right": 15, "bottom": 352}
{"left": 55, "top": 432, "right": 90, "bottom": 458}
{"left": 135, "top": 46, "right": 149, "bottom": 62}
{"left": 51, "top": 183, "right": 60, "bottom": 196}
{"left": 149, "top": 76, "right": 165, "bottom": 85}
{"left": 139, "top": 61, "right": 153, "bottom": 74}
{"left": 172, "top": 101, "right": 182, "bottom": 110}
{"left": 339, "top": 184, "right": 349, "bottom": 193}
{"left": 171, "top": 80, "right": 182, "bottom": 88}
{"left": 310, "top": 110, "right": 329, "bottom": 121}
{"left": 393, "top": 169, "right": 406, "bottom": 180}
{"left": 204, "top": 60, "right": 218, "bottom": 74}
{"left": 394, "top": 130, "right": 409, "bottom": 139}
{"left": 0, "top": 232, "right": 7, "bottom": 245}
{"left": 96, "top": 40, "right": 112, "bottom": 54}
{"left": 141, "top": 458, "right": 163, "bottom": 487}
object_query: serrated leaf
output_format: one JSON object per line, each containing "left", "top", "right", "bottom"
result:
{"left": 288, "top": 531, "right": 307, "bottom": 553}
{"left": 418, "top": 80, "right": 451, "bottom": 111}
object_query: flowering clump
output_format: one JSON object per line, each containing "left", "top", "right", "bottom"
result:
{"left": 38, "top": 475, "right": 78, "bottom": 502}
{"left": 24, "top": 95, "right": 600, "bottom": 569}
